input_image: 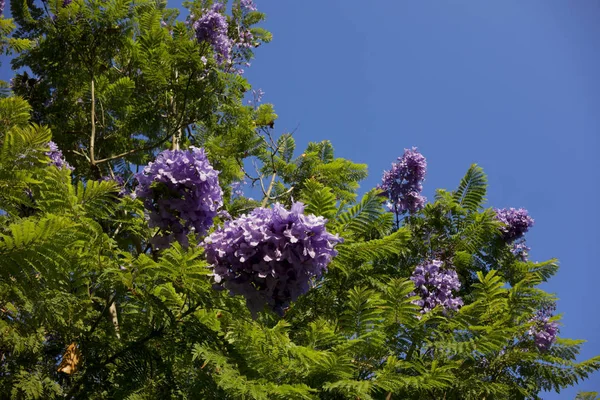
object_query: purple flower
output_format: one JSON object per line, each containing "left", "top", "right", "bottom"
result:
{"left": 511, "top": 240, "right": 530, "bottom": 262}
{"left": 62, "top": 0, "right": 71, "bottom": 6}
{"left": 410, "top": 259, "right": 463, "bottom": 313}
{"left": 46, "top": 142, "right": 74, "bottom": 171}
{"left": 247, "top": 88, "right": 264, "bottom": 106}
{"left": 527, "top": 304, "right": 559, "bottom": 351}
{"left": 203, "top": 202, "right": 343, "bottom": 316}
{"left": 379, "top": 147, "right": 427, "bottom": 214}
{"left": 230, "top": 180, "right": 247, "bottom": 197}
{"left": 494, "top": 208, "right": 534, "bottom": 242}
{"left": 193, "top": 3, "right": 233, "bottom": 65}
{"left": 384, "top": 201, "right": 394, "bottom": 212}
{"left": 240, "top": 0, "right": 257, "bottom": 12}
{"left": 236, "top": 29, "right": 254, "bottom": 49}
{"left": 0, "top": 0, "right": 5, "bottom": 16}
{"left": 135, "top": 147, "right": 223, "bottom": 248}
{"left": 217, "top": 209, "right": 232, "bottom": 220}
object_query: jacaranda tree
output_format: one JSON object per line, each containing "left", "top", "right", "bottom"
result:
{"left": 0, "top": 0, "right": 598, "bottom": 399}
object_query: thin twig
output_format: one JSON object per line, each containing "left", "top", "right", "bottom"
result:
{"left": 271, "top": 186, "right": 294, "bottom": 200}
{"left": 94, "top": 134, "right": 173, "bottom": 164}
{"left": 70, "top": 149, "right": 90, "bottom": 162}
{"left": 234, "top": 157, "right": 260, "bottom": 183}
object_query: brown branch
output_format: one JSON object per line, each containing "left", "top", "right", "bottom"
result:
{"left": 70, "top": 149, "right": 90, "bottom": 162}
{"left": 271, "top": 185, "right": 294, "bottom": 200}
{"left": 90, "top": 79, "right": 96, "bottom": 166}
{"left": 235, "top": 157, "right": 260, "bottom": 184}
{"left": 261, "top": 172, "right": 277, "bottom": 207}
{"left": 108, "top": 302, "right": 120, "bottom": 339}
{"left": 93, "top": 134, "right": 173, "bottom": 164}
{"left": 171, "top": 70, "right": 182, "bottom": 151}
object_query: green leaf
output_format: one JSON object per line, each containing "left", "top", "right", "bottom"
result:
{"left": 453, "top": 164, "right": 487, "bottom": 211}
{"left": 300, "top": 179, "right": 337, "bottom": 219}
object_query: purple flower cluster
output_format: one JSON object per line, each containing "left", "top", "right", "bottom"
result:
{"left": 511, "top": 240, "right": 530, "bottom": 262}
{"left": 0, "top": 0, "right": 5, "bottom": 16}
{"left": 379, "top": 147, "right": 427, "bottom": 214}
{"left": 62, "top": 0, "right": 72, "bottom": 6}
{"left": 527, "top": 304, "right": 559, "bottom": 351}
{"left": 236, "top": 29, "right": 254, "bottom": 49}
{"left": 135, "top": 147, "right": 223, "bottom": 248}
{"left": 240, "top": 0, "right": 257, "bottom": 12}
{"left": 247, "top": 88, "right": 264, "bottom": 106}
{"left": 203, "top": 202, "right": 342, "bottom": 316}
{"left": 494, "top": 207, "right": 534, "bottom": 242}
{"left": 410, "top": 260, "right": 463, "bottom": 313}
{"left": 46, "top": 141, "right": 73, "bottom": 171}
{"left": 193, "top": 3, "right": 233, "bottom": 65}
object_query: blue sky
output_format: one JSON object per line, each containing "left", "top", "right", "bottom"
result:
{"left": 243, "top": 0, "right": 600, "bottom": 396}
{"left": 2, "top": 0, "right": 599, "bottom": 396}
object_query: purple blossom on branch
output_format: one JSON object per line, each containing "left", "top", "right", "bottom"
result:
{"left": 240, "top": 0, "right": 257, "bottom": 12}
{"left": 379, "top": 147, "right": 427, "bottom": 214}
{"left": 0, "top": 0, "right": 5, "bottom": 16}
{"left": 193, "top": 3, "right": 233, "bottom": 65}
{"left": 410, "top": 259, "right": 463, "bottom": 313}
{"left": 511, "top": 240, "right": 530, "bottom": 262}
{"left": 494, "top": 207, "right": 534, "bottom": 242}
{"left": 527, "top": 304, "right": 559, "bottom": 351}
{"left": 236, "top": 29, "right": 254, "bottom": 49}
{"left": 46, "top": 141, "right": 73, "bottom": 171}
{"left": 203, "top": 202, "right": 343, "bottom": 316}
{"left": 247, "top": 88, "right": 264, "bottom": 106}
{"left": 135, "top": 147, "right": 223, "bottom": 248}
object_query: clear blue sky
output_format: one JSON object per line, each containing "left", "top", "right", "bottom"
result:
{"left": 2, "top": 0, "right": 599, "bottom": 396}
{"left": 243, "top": 0, "right": 600, "bottom": 396}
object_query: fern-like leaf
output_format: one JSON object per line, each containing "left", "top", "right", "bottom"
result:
{"left": 300, "top": 179, "right": 337, "bottom": 219}
{"left": 453, "top": 164, "right": 487, "bottom": 212}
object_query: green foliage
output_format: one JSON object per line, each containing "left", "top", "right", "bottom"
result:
{"left": 300, "top": 179, "right": 337, "bottom": 220}
{"left": 9, "top": 0, "right": 268, "bottom": 183}
{"left": 290, "top": 140, "right": 368, "bottom": 203}
{"left": 577, "top": 392, "right": 600, "bottom": 400}
{"left": 453, "top": 163, "right": 487, "bottom": 211}
{"left": 333, "top": 189, "right": 388, "bottom": 238}
{"left": 0, "top": 2, "right": 597, "bottom": 399}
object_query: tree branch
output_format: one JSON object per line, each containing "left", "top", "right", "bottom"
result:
{"left": 90, "top": 78, "right": 96, "bottom": 166}
{"left": 261, "top": 172, "right": 277, "bottom": 207}
{"left": 94, "top": 72, "right": 195, "bottom": 164}
{"left": 93, "top": 134, "right": 173, "bottom": 164}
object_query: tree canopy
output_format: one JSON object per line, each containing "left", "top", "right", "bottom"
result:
{"left": 0, "top": 1, "right": 598, "bottom": 399}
